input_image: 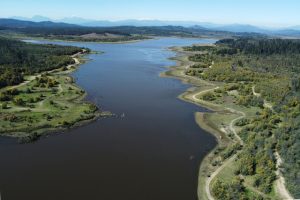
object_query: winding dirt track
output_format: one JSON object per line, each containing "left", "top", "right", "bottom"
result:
{"left": 1, "top": 52, "right": 83, "bottom": 111}
{"left": 191, "top": 87, "right": 219, "bottom": 102}
{"left": 3, "top": 51, "right": 82, "bottom": 92}
{"left": 274, "top": 152, "right": 294, "bottom": 200}
{"left": 253, "top": 86, "right": 293, "bottom": 200}
{"left": 190, "top": 87, "right": 245, "bottom": 200}
{"left": 192, "top": 84, "right": 293, "bottom": 200}
{"left": 204, "top": 109, "right": 245, "bottom": 200}
{"left": 225, "top": 107, "right": 245, "bottom": 145}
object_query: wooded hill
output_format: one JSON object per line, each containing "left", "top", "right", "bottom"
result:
{"left": 186, "top": 37, "right": 300, "bottom": 198}
{"left": 0, "top": 36, "right": 84, "bottom": 88}
{"left": 0, "top": 18, "right": 259, "bottom": 41}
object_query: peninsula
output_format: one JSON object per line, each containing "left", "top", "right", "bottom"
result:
{"left": 0, "top": 37, "right": 109, "bottom": 142}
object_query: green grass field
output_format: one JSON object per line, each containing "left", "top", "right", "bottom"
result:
{"left": 0, "top": 61, "right": 105, "bottom": 142}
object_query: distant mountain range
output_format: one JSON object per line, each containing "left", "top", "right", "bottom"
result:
{"left": 12, "top": 15, "right": 53, "bottom": 22}
{"left": 0, "top": 18, "right": 79, "bottom": 28}
{"left": 10, "top": 15, "right": 300, "bottom": 30}
{"left": 10, "top": 16, "right": 222, "bottom": 28}
{"left": 2, "top": 16, "right": 300, "bottom": 37}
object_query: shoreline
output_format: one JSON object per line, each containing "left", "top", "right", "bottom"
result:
{"left": 162, "top": 44, "right": 291, "bottom": 200}
{"left": 17, "top": 35, "right": 153, "bottom": 44}
{"left": 0, "top": 50, "right": 112, "bottom": 142}
{"left": 15, "top": 35, "right": 220, "bottom": 45}
{"left": 160, "top": 46, "right": 242, "bottom": 200}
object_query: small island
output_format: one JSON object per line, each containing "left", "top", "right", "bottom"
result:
{"left": 0, "top": 37, "right": 110, "bottom": 142}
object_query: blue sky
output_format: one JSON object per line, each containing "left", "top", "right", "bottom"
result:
{"left": 0, "top": 0, "right": 299, "bottom": 27}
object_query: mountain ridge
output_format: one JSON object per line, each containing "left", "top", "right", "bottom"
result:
{"left": 1, "top": 17, "right": 300, "bottom": 37}
{"left": 9, "top": 16, "right": 300, "bottom": 32}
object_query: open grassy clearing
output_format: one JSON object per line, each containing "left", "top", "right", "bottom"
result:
{"left": 0, "top": 55, "right": 110, "bottom": 142}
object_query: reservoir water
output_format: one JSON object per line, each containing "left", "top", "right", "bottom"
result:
{"left": 0, "top": 38, "right": 216, "bottom": 200}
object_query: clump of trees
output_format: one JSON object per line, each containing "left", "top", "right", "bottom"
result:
{"left": 1, "top": 102, "right": 8, "bottom": 109}
{"left": 0, "top": 89, "right": 19, "bottom": 101}
{"left": 0, "top": 69, "right": 23, "bottom": 88}
{"left": 217, "top": 38, "right": 300, "bottom": 55}
{"left": 185, "top": 69, "right": 203, "bottom": 76}
{"left": 237, "top": 95, "right": 264, "bottom": 108}
{"left": 35, "top": 75, "right": 58, "bottom": 88}
{"left": 188, "top": 53, "right": 213, "bottom": 64}
{"left": 184, "top": 45, "right": 215, "bottom": 52}
{"left": 13, "top": 97, "right": 25, "bottom": 106}
{"left": 0, "top": 36, "right": 85, "bottom": 88}
{"left": 201, "top": 65, "right": 257, "bottom": 83}
{"left": 190, "top": 63, "right": 210, "bottom": 69}
{"left": 216, "top": 47, "right": 238, "bottom": 55}
{"left": 201, "top": 92, "right": 216, "bottom": 101}
{"left": 212, "top": 177, "right": 251, "bottom": 200}
{"left": 186, "top": 37, "right": 300, "bottom": 198}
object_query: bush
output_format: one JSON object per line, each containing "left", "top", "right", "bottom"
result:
{"left": 238, "top": 154, "right": 256, "bottom": 175}
{"left": 238, "top": 95, "right": 264, "bottom": 108}
{"left": 201, "top": 92, "right": 216, "bottom": 101}
{"left": 1, "top": 102, "right": 8, "bottom": 109}
{"left": 212, "top": 177, "right": 247, "bottom": 200}
{"left": 18, "top": 132, "right": 40, "bottom": 143}
{"left": 190, "top": 63, "right": 210, "bottom": 68}
{"left": 235, "top": 118, "right": 250, "bottom": 126}
{"left": 13, "top": 97, "right": 25, "bottom": 106}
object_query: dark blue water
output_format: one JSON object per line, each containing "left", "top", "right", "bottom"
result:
{"left": 0, "top": 38, "right": 216, "bottom": 200}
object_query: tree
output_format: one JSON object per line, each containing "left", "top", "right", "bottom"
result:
{"left": 239, "top": 154, "right": 256, "bottom": 175}
{"left": 13, "top": 97, "right": 25, "bottom": 106}
{"left": 1, "top": 102, "right": 8, "bottom": 109}
{"left": 290, "top": 76, "right": 300, "bottom": 92}
{"left": 202, "top": 92, "right": 216, "bottom": 101}
{"left": 212, "top": 179, "right": 228, "bottom": 199}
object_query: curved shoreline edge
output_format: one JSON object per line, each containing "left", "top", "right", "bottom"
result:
{"left": 0, "top": 51, "right": 112, "bottom": 143}
{"left": 160, "top": 48, "right": 225, "bottom": 200}
{"left": 19, "top": 36, "right": 152, "bottom": 44}
{"left": 161, "top": 46, "right": 259, "bottom": 200}
{"left": 161, "top": 46, "right": 294, "bottom": 200}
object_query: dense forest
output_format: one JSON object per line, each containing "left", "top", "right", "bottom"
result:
{"left": 185, "top": 38, "right": 300, "bottom": 198}
{"left": 0, "top": 21, "right": 224, "bottom": 37}
{"left": 0, "top": 36, "right": 85, "bottom": 88}
{"left": 217, "top": 38, "right": 300, "bottom": 55}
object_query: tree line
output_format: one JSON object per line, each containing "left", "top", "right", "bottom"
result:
{"left": 217, "top": 38, "right": 300, "bottom": 55}
{"left": 0, "top": 36, "right": 85, "bottom": 88}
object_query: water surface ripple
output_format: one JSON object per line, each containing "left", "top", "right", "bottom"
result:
{"left": 0, "top": 38, "right": 216, "bottom": 200}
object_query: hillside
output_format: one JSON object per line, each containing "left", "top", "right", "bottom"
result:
{"left": 0, "top": 36, "right": 84, "bottom": 88}
{"left": 6, "top": 17, "right": 300, "bottom": 37}
{"left": 0, "top": 18, "right": 249, "bottom": 42}
{"left": 0, "top": 18, "right": 78, "bottom": 28}
{"left": 180, "top": 38, "right": 300, "bottom": 199}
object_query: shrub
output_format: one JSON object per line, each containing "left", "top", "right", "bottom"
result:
{"left": 201, "top": 92, "right": 216, "bottom": 101}
{"left": 13, "top": 97, "right": 25, "bottom": 106}
{"left": 1, "top": 102, "right": 8, "bottom": 109}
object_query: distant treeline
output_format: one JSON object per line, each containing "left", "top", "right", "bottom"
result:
{"left": 217, "top": 38, "right": 300, "bottom": 55}
{"left": 0, "top": 21, "right": 238, "bottom": 38}
{"left": 1, "top": 26, "right": 196, "bottom": 37}
{"left": 0, "top": 37, "right": 84, "bottom": 88}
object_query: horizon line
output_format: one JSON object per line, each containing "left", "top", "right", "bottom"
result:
{"left": 2, "top": 15, "right": 300, "bottom": 29}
